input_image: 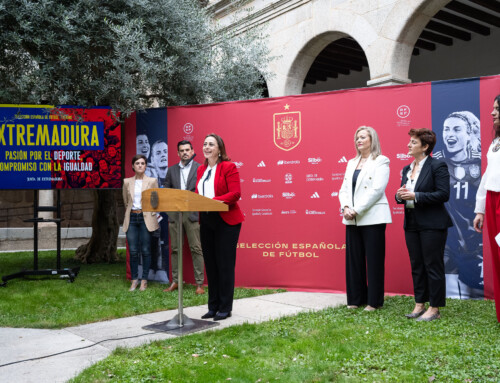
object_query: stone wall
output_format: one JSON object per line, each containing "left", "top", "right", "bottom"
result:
{"left": 0, "top": 190, "right": 126, "bottom": 251}
{"left": 0, "top": 190, "right": 125, "bottom": 228}
{"left": 208, "top": 0, "right": 499, "bottom": 94}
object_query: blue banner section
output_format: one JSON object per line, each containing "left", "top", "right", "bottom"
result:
{"left": 136, "top": 108, "right": 168, "bottom": 185}
{"left": 135, "top": 108, "right": 169, "bottom": 283}
{"left": 432, "top": 78, "right": 484, "bottom": 298}
{"left": 0, "top": 119, "right": 104, "bottom": 150}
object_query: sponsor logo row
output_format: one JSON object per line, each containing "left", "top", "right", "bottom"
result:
{"left": 254, "top": 158, "right": 321, "bottom": 168}
{"left": 250, "top": 191, "right": 339, "bottom": 200}
{"left": 252, "top": 207, "right": 404, "bottom": 216}
{"left": 237, "top": 153, "right": 413, "bottom": 169}
{"left": 252, "top": 208, "right": 327, "bottom": 216}
{"left": 248, "top": 173, "right": 336, "bottom": 184}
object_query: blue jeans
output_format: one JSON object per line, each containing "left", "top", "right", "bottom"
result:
{"left": 126, "top": 213, "right": 152, "bottom": 280}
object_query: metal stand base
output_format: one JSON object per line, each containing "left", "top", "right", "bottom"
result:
{"left": 143, "top": 318, "right": 219, "bottom": 336}
{"left": 1, "top": 190, "right": 79, "bottom": 287}
{"left": 1, "top": 267, "right": 80, "bottom": 287}
{"left": 165, "top": 313, "right": 195, "bottom": 329}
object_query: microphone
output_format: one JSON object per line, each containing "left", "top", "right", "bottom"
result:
{"left": 186, "top": 153, "right": 196, "bottom": 166}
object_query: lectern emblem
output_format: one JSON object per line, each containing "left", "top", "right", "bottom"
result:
{"left": 150, "top": 191, "right": 159, "bottom": 209}
{"left": 273, "top": 111, "right": 301, "bottom": 151}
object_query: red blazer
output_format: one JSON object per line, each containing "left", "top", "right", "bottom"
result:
{"left": 196, "top": 161, "right": 244, "bottom": 225}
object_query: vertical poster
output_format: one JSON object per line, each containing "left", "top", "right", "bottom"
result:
{"left": 432, "top": 79, "right": 483, "bottom": 299}
{"left": 126, "top": 108, "right": 169, "bottom": 283}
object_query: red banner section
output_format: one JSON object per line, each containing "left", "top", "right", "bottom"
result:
{"left": 166, "top": 83, "right": 432, "bottom": 294}
{"left": 135, "top": 75, "right": 500, "bottom": 296}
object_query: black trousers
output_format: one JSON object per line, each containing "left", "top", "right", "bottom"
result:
{"left": 200, "top": 212, "right": 241, "bottom": 313}
{"left": 405, "top": 229, "right": 447, "bottom": 307}
{"left": 345, "top": 224, "right": 386, "bottom": 307}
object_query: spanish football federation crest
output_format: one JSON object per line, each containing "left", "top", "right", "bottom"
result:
{"left": 273, "top": 109, "right": 301, "bottom": 151}
{"left": 469, "top": 164, "right": 481, "bottom": 178}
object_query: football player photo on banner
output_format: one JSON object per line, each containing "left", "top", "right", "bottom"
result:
{"left": 431, "top": 78, "right": 484, "bottom": 299}
{"left": 124, "top": 108, "right": 169, "bottom": 284}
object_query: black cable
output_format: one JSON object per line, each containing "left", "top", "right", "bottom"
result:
{"left": 0, "top": 328, "right": 167, "bottom": 368}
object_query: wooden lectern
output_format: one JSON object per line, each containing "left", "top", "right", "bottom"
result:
{"left": 142, "top": 188, "right": 228, "bottom": 329}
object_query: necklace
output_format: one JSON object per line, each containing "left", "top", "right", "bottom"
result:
{"left": 493, "top": 138, "right": 500, "bottom": 152}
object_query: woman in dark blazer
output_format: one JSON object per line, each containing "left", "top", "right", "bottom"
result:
{"left": 196, "top": 133, "right": 244, "bottom": 321}
{"left": 396, "top": 128, "right": 452, "bottom": 321}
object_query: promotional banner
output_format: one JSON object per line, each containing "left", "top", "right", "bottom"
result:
{"left": 167, "top": 83, "right": 431, "bottom": 295}
{"left": 432, "top": 79, "right": 483, "bottom": 299}
{"left": 125, "top": 108, "right": 169, "bottom": 283}
{"left": 125, "top": 75, "right": 500, "bottom": 298}
{"left": 0, "top": 105, "right": 121, "bottom": 189}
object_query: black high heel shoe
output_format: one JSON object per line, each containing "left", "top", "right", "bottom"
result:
{"left": 201, "top": 310, "right": 216, "bottom": 319}
{"left": 214, "top": 312, "right": 232, "bottom": 321}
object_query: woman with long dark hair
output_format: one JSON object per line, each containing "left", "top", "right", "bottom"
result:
{"left": 196, "top": 133, "right": 244, "bottom": 321}
{"left": 473, "top": 94, "right": 500, "bottom": 322}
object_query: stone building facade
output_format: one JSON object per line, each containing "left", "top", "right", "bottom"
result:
{"left": 1, "top": 0, "right": 498, "bottom": 248}
{"left": 208, "top": 0, "right": 500, "bottom": 95}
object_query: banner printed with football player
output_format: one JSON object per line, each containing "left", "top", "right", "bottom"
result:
{"left": 125, "top": 108, "right": 170, "bottom": 283}
{"left": 125, "top": 75, "right": 500, "bottom": 298}
{"left": 432, "top": 79, "right": 484, "bottom": 299}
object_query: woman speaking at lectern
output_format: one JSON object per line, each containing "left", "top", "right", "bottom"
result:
{"left": 196, "top": 133, "right": 244, "bottom": 321}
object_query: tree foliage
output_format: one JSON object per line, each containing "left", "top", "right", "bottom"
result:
{"left": 0, "top": 0, "right": 272, "bottom": 262}
{"left": 0, "top": 0, "right": 272, "bottom": 114}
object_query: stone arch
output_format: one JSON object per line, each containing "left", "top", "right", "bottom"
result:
{"left": 378, "top": 0, "right": 452, "bottom": 84}
{"left": 275, "top": 9, "right": 377, "bottom": 96}
{"left": 285, "top": 31, "right": 354, "bottom": 94}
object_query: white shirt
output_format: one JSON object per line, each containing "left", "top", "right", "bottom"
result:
{"left": 179, "top": 161, "right": 193, "bottom": 191}
{"left": 132, "top": 179, "right": 143, "bottom": 210}
{"left": 404, "top": 156, "right": 428, "bottom": 208}
{"left": 198, "top": 164, "right": 217, "bottom": 199}
{"left": 475, "top": 137, "right": 500, "bottom": 213}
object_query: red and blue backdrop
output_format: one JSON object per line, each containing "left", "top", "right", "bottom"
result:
{"left": 124, "top": 75, "right": 500, "bottom": 298}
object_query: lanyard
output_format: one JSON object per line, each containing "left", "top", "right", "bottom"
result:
{"left": 202, "top": 169, "right": 212, "bottom": 196}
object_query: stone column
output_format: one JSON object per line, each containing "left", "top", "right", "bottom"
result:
{"left": 38, "top": 190, "right": 54, "bottom": 220}
{"left": 367, "top": 75, "right": 411, "bottom": 87}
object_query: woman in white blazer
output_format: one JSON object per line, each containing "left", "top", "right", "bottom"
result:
{"left": 339, "top": 126, "right": 392, "bottom": 310}
{"left": 122, "top": 154, "right": 159, "bottom": 291}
